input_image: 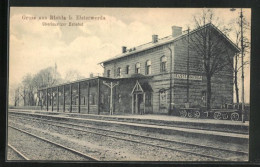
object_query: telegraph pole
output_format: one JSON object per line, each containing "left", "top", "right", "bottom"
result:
{"left": 230, "top": 8, "right": 245, "bottom": 123}
{"left": 166, "top": 46, "right": 173, "bottom": 115}
{"left": 103, "top": 81, "right": 119, "bottom": 115}
{"left": 186, "top": 27, "right": 190, "bottom": 104}
{"left": 240, "top": 8, "right": 245, "bottom": 123}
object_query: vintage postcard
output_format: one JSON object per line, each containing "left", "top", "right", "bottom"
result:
{"left": 7, "top": 7, "right": 251, "bottom": 161}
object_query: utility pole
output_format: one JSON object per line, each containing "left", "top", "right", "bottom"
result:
{"left": 182, "top": 27, "right": 191, "bottom": 108}
{"left": 17, "top": 88, "right": 20, "bottom": 106}
{"left": 187, "top": 27, "right": 190, "bottom": 104}
{"left": 240, "top": 8, "right": 245, "bottom": 123}
{"left": 166, "top": 46, "right": 173, "bottom": 115}
{"left": 230, "top": 8, "right": 245, "bottom": 123}
{"left": 103, "top": 81, "right": 119, "bottom": 115}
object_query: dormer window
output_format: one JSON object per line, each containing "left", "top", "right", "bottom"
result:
{"left": 145, "top": 60, "right": 151, "bottom": 75}
{"left": 135, "top": 63, "right": 141, "bottom": 74}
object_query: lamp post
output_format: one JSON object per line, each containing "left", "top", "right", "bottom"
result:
{"left": 230, "top": 8, "right": 245, "bottom": 123}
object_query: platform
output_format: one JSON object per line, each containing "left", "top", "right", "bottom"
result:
{"left": 9, "top": 109, "right": 249, "bottom": 135}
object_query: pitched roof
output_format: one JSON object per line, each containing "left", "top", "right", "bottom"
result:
{"left": 99, "top": 23, "right": 240, "bottom": 64}
{"left": 131, "top": 80, "right": 153, "bottom": 94}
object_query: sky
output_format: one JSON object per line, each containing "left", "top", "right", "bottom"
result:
{"left": 9, "top": 7, "right": 251, "bottom": 103}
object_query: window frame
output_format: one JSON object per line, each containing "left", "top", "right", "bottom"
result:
{"left": 145, "top": 93, "right": 152, "bottom": 106}
{"left": 160, "top": 55, "right": 167, "bottom": 72}
{"left": 107, "top": 70, "right": 111, "bottom": 77}
{"left": 90, "top": 94, "right": 96, "bottom": 105}
{"left": 118, "top": 94, "right": 121, "bottom": 103}
{"left": 125, "top": 65, "right": 130, "bottom": 74}
{"left": 117, "top": 67, "right": 121, "bottom": 77}
{"left": 135, "top": 62, "right": 141, "bottom": 74}
{"left": 159, "top": 89, "right": 167, "bottom": 107}
{"left": 145, "top": 60, "right": 151, "bottom": 75}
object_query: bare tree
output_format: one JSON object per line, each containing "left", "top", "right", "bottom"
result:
{"left": 21, "top": 74, "right": 35, "bottom": 106}
{"left": 32, "top": 66, "right": 62, "bottom": 89}
{"left": 64, "top": 69, "right": 84, "bottom": 82}
{"left": 16, "top": 84, "right": 26, "bottom": 106}
{"left": 8, "top": 83, "right": 19, "bottom": 106}
{"left": 14, "top": 66, "right": 62, "bottom": 107}
{"left": 189, "top": 9, "right": 238, "bottom": 109}
{"left": 32, "top": 66, "right": 62, "bottom": 106}
{"left": 226, "top": 15, "right": 250, "bottom": 106}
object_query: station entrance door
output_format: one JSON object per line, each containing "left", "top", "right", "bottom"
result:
{"left": 131, "top": 81, "right": 145, "bottom": 114}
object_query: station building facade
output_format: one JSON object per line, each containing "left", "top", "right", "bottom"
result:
{"left": 39, "top": 23, "right": 239, "bottom": 115}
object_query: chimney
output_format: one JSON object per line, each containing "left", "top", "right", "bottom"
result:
{"left": 122, "top": 46, "right": 127, "bottom": 53}
{"left": 152, "top": 34, "right": 158, "bottom": 43}
{"left": 89, "top": 73, "right": 94, "bottom": 78}
{"left": 172, "top": 26, "right": 182, "bottom": 37}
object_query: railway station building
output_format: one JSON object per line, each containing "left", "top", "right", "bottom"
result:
{"left": 38, "top": 23, "right": 239, "bottom": 115}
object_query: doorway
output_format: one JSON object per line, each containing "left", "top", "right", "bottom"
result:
{"left": 133, "top": 93, "right": 144, "bottom": 114}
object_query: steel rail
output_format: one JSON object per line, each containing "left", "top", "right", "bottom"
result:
{"left": 10, "top": 114, "right": 247, "bottom": 161}
{"left": 8, "top": 125, "right": 99, "bottom": 161}
{"left": 8, "top": 143, "right": 30, "bottom": 160}
{"left": 8, "top": 110, "right": 249, "bottom": 135}
{"left": 10, "top": 113, "right": 248, "bottom": 155}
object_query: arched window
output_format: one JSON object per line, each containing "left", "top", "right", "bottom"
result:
{"left": 160, "top": 56, "right": 167, "bottom": 72}
{"left": 135, "top": 63, "right": 141, "bottom": 74}
{"left": 117, "top": 67, "right": 121, "bottom": 77}
{"left": 145, "top": 60, "right": 151, "bottom": 75}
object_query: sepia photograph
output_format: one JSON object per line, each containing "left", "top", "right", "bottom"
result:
{"left": 7, "top": 7, "right": 251, "bottom": 162}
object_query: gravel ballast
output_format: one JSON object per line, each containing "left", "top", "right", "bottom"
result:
{"left": 7, "top": 114, "right": 248, "bottom": 161}
{"left": 8, "top": 127, "right": 90, "bottom": 161}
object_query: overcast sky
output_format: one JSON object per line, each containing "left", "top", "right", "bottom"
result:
{"left": 9, "top": 7, "right": 251, "bottom": 103}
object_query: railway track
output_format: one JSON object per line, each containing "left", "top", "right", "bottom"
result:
{"left": 8, "top": 144, "right": 30, "bottom": 160}
{"left": 8, "top": 125, "right": 99, "bottom": 161}
{"left": 9, "top": 113, "right": 248, "bottom": 161}
{"left": 9, "top": 110, "right": 249, "bottom": 135}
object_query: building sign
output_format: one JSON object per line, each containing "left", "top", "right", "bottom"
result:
{"left": 174, "top": 73, "right": 202, "bottom": 81}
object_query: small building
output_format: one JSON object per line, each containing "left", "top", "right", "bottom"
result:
{"left": 38, "top": 23, "right": 239, "bottom": 115}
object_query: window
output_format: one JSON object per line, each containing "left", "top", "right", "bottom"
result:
{"left": 90, "top": 94, "right": 96, "bottom": 105}
{"left": 101, "top": 94, "right": 104, "bottom": 104}
{"left": 145, "top": 93, "right": 152, "bottom": 106}
{"left": 159, "top": 89, "right": 167, "bottom": 106}
{"left": 108, "top": 95, "right": 110, "bottom": 104}
{"left": 126, "top": 65, "right": 130, "bottom": 74}
{"left": 160, "top": 56, "right": 167, "bottom": 72}
{"left": 145, "top": 60, "right": 151, "bottom": 75}
{"left": 82, "top": 96, "right": 86, "bottom": 105}
{"left": 117, "top": 67, "right": 121, "bottom": 77}
{"left": 118, "top": 94, "right": 121, "bottom": 103}
{"left": 135, "top": 63, "right": 141, "bottom": 74}
{"left": 107, "top": 70, "right": 111, "bottom": 77}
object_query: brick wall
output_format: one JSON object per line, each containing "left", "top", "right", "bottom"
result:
{"left": 173, "top": 36, "right": 234, "bottom": 109}
{"left": 103, "top": 30, "right": 235, "bottom": 113}
{"left": 103, "top": 43, "right": 174, "bottom": 78}
{"left": 103, "top": 43, "right": 175, "bottom": 114}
